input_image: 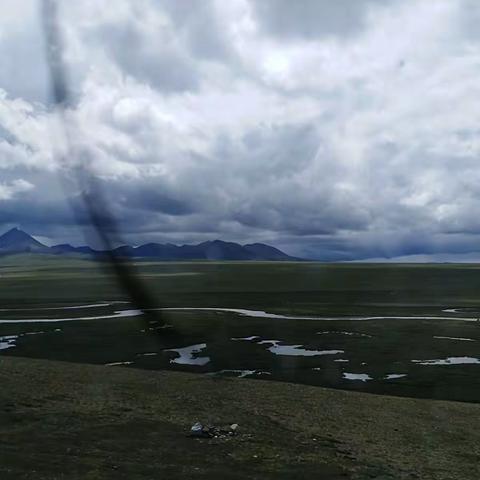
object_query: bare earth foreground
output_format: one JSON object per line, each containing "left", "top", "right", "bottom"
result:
{"left": 0, "top": 357, "right": 479, "bottom": 480}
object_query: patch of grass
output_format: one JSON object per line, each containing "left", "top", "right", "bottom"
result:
{"left": 0, "top": 356, "right": 479, "bottom": 479}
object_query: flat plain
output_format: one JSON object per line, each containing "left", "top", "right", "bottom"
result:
{"left": 2, "top": 256, "right": 480, "bottom": 401}
{"left": 1, "top": 256, "right": 480, "bottom": 478}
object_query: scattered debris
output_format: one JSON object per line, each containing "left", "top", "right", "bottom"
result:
{"left": 189, "top": 422, "right": 239, "bottom": 439}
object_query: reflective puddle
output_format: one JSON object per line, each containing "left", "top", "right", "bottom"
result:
{"left": 164, "top": 343, "right": 210, "bottom": 366}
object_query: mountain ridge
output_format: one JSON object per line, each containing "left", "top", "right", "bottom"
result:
{"left": 0, "top": 228, "right": 300, "bottom": 261}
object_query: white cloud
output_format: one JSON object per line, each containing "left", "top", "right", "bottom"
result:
{"left": 0, "top": 179, "right": 34, "bottom": 200}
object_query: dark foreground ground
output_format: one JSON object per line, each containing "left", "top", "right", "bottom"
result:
{"left": 1, "top": 356, "right": 479, "bottom": 480}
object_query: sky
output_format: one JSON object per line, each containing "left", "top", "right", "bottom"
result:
{"left": 1, "top": 0, "right": 480, "bottom": 261}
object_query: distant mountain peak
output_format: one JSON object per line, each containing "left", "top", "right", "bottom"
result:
{"left": 2, "top": 227, "right": 26, "bottom": 238}
{"left": 0, "top": 227, "right": 48, "bottom": 253}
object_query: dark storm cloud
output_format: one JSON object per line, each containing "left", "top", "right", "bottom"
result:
{"left": 89, "top": 22, "right": 199, "bottom": 94}
{"left": 458, "top": 0, "right": 480, "bottom": 41}
{"left": 250, "top": 0, "right": 391, "bottom": 40}
{"left": 159, "top": 0, "right": 232, "bottom": 61}
{"left": 98, "top": 177, "right": 197, "bottom": 216}
{"left": 75, "top": 0, "right": 233, "bottom": 94}
{"left": 125, "top": 187, "right": 195, "bottom": 216}
{"left": 0, "top": 176, "right": 75, "bottom": 232}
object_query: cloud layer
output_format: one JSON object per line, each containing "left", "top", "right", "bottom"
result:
{"left": 1, "top": 0, "right": 480, "bottom": 260}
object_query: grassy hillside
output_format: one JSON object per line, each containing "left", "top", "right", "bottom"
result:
{"left": 0, "top": 356, "right": 479, "bottom": 479}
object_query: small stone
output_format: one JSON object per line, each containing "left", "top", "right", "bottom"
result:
{"left": 190, "top": 422, "right": 204, "bottom": 437}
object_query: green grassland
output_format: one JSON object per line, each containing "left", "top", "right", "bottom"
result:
{"left": 1, "top": 255, "right": 480, "bottom": 478}
{"left": 1, "top": 256, "right": 480, "bottom": 402}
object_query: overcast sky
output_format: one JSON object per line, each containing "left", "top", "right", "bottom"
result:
{"left": 1, "top": 0, "right": 480, "bottom": 260}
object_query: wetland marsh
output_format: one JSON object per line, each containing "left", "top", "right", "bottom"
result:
{"left": 1, "top": 256, "right": 480, "bottom": 403}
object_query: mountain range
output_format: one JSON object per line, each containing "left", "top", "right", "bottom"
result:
{"left": 0, "top": 228, "right": 299, "bottom": 261}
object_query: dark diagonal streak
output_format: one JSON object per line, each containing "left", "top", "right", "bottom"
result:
{"left": 41, "top": 0, "right": 165, "bottom": 328}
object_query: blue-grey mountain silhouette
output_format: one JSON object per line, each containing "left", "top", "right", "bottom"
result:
{"left": 0, "top": 228, "right": 299, "bottom": 261}
{"left": 0, "top": 227, "right": 50, "bottom": 254}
